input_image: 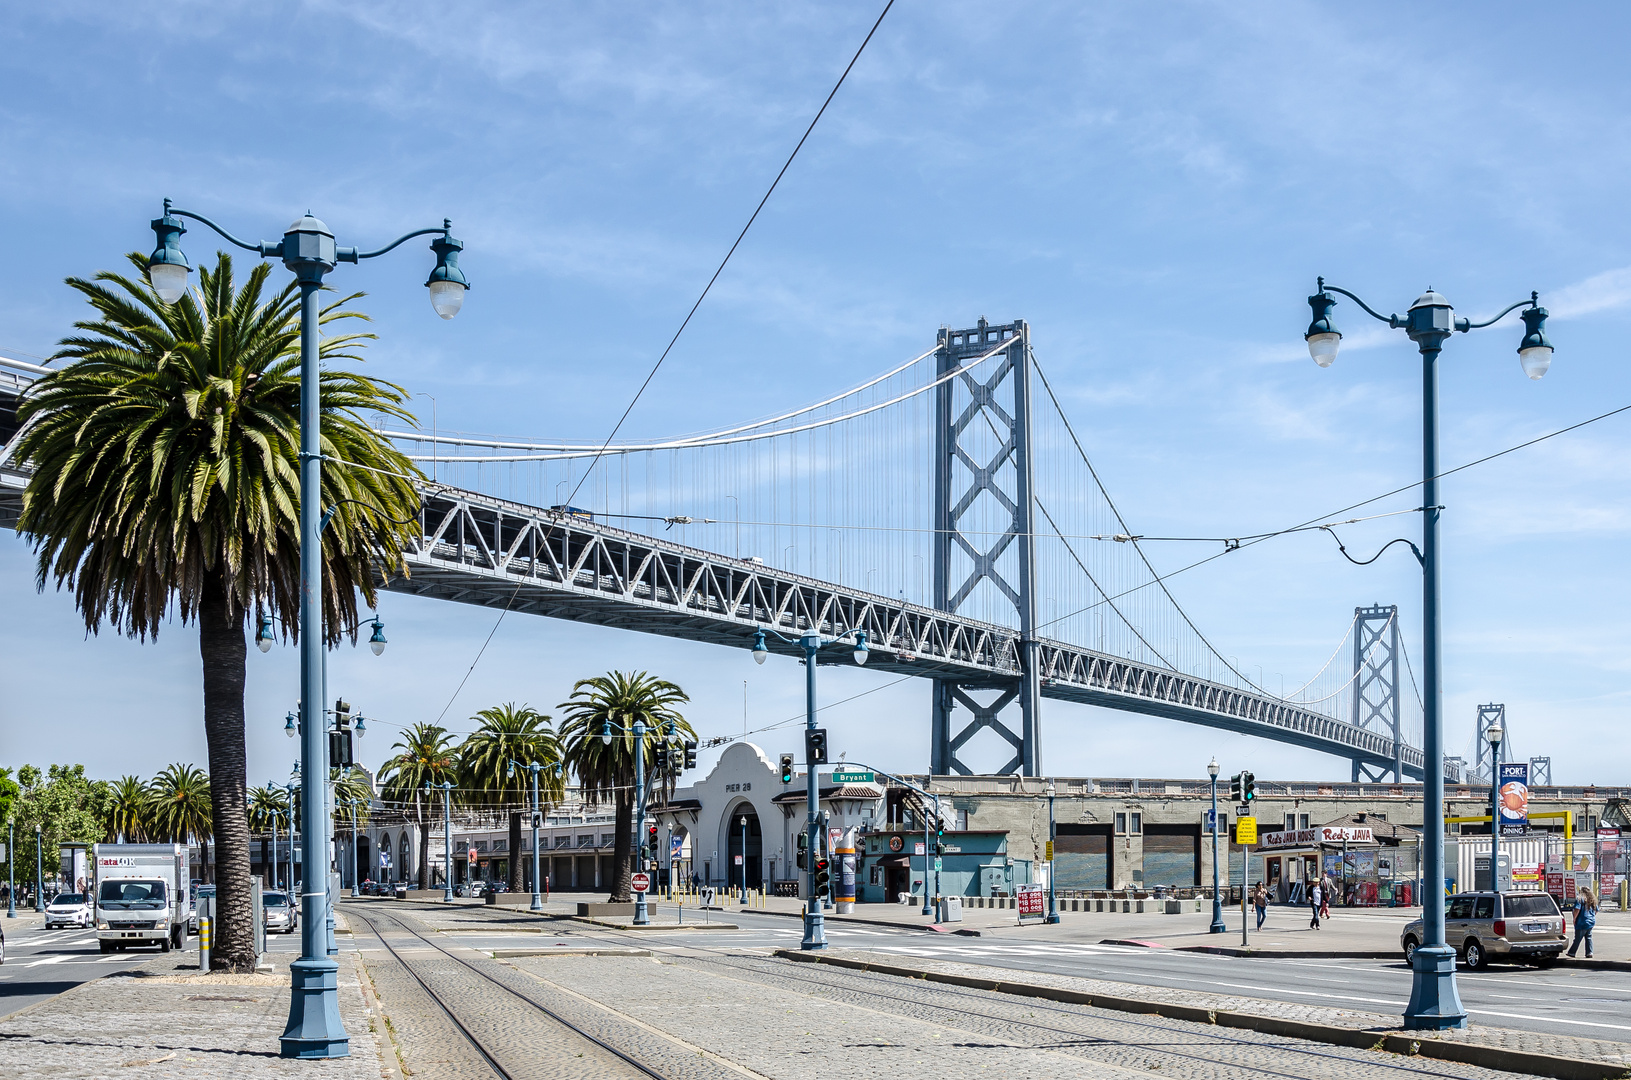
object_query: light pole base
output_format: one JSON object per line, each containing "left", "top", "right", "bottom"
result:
{"left": 1402, "top": 946, "right": 1467, "bottom": 1030}
{"left": 801, "top": 905, "right": 828, "bottom": 950}
{"left": 634, "top": 895, "right": 649, "bottom": 926}
{"left": 1043, "top": 914, "right": 1060, "bottom": 925}
{"left": 1210, "top": 900, "right": 1227, "bottom": 934}
{"left": 530, "top": 894, "right": 542, "bottom": 913}
{"left": 280, "top": 958, "right": 349, "bottom": 1058}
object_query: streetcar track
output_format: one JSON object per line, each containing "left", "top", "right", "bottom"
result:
{"left": 368, "top": 903, "right": 1515, "bottom": 1080}
{"left": 673, "top": 949, "right": 1494, "bottom": 1080}
{"left": 349, "top": 904, "right": 669, "bottom": 1080}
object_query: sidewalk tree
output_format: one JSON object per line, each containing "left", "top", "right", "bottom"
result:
{"left": 14, "top": 252, "right": 421, "bottom": 971}
{"left": 559, "top": 672, "right": 691, "bottom": 903}
{"left": 247, "top": 785, "right": 289, "bottom": 885}
{"left": 379, "top": 723, "right": 459, "bottom": 890}
{"left": 147, "top": 763, "right": 212, "bottom": 880}
{"left": 458, "top": 704, "right": 562, "bottom": 893}
{"left": 10, "top": 764, "right": 115, "bottom": 882}
{"left": 107, "top": 775, "right": 152, "bottom": 843}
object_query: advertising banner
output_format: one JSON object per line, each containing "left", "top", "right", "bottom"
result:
{"left": 1497, "top": 763, "right": 1529, "bottom": 837}
{"left": 1017, "top": 883, "right": 1045, "bottom": 919}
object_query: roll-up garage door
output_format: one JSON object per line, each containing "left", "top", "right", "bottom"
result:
{"left": 1054, "top": 824, "right": 1112, "bottom": 890}
{"left": 1142, "top": 824, "right": 1200, "bottom": 887}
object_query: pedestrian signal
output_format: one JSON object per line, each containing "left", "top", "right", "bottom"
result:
{"left": 796, "top": 832, "right": 808, "bottom": 870}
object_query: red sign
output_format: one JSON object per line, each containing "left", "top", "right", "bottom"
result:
{"left": 467, "top": 848, "right": 479, "bottom": 865}
{"left": 1017, "top": 883, "right": 1045, "bottom": 918}
{"left": 630, "top": 872, "right": 651, "bottom": 894}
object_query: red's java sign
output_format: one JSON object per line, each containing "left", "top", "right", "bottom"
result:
{"left": 1259, "top": 826, "right": 1375, "bottom": 849}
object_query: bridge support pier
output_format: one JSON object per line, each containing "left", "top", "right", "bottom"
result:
{"left": 1351, "top": 604, "right": 1404, "bottom": 784}
{"left": 930, "top": 318, "right": 1041, "bottom": 777}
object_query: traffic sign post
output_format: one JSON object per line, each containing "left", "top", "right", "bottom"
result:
{"left": 630, "top": 872, "right": 651, "bottom": 894}
{"left": 1236, "top": 815, "right": 1257, "bottom": 946}
{"left": 830, "top": 769, "right": 875, "bottom": 784}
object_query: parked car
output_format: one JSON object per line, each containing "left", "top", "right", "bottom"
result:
{"left": 45, "top": 892, "right": 93, "bottom": 929}
{"left": 1401, "top": 891, "right": 1566, "bottom": 969}
{"left": 392, "top": 883, "right": 408, "bottom": 899}
{"left": 190, "top": 885, "right": 215, "bottom": 933}
{"left": 262, "top": 891, "right": 298, "bottom": 934}
{"left": 489, "top": 880, "right": 509, "bottom": 894}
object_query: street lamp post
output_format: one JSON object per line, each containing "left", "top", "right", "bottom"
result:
{"left": 284, "top": 780, "right": 298, "bottom": 899}
{"left": 507, "top": 761, "right": 549, "bottom": 913}
{"left": 7, "top": 817, "right": 14, "bottom": 918}
{"left": 149, "top": 200, "right": 466, "bottom": 1061}
{"left": 349, "top": 800, "right": 361, "bottom": 896}
{"left": 598, "top": 718, "right": 673, "bottom": 927}
{"left": 425, "top": 781, "right": 455, "bottom": 903}
{"left": 1044, "top": 780, "right": 1059, "bottom": 924}
{"left": 35, "top": 824, "right": 43, "bottom": 912}
{"left": 1303, "top": 279, "right": 1552, "bottom": 1031}
{"left": 1208, "top": 757, "right": 1226, "bottom": 934}
{"left": 1486, "top": 720, "right": 1504, "bottom": 891}
{"left": 740, "top": 815, "right": 750, "bottom": 907}
{"left": 752, "top": 625, "right": 870, "bottom": 949}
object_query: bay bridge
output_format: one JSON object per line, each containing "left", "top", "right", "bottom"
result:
{"left": 2, "top": 320, "right": 1496, "bottom": 782}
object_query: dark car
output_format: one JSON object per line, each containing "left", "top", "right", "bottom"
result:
{"left": 1402, "top": 891, "right": 1566, "bottom": 969}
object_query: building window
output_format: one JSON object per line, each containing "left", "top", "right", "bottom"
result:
{"left": 1115, "top": 812, "right": 1127, "bottom": 834}
{"left": 1284, "top": 814, "right": 1297, "bottom": 832}
{"left": 492, "top": 840, "right": 507, "bottom": 852}
{"left": 1298, "top": 814, "right": 1309, "bottom": 830}
{"left": 473, "top": 840, "right": 488, "bottom": 852}
{"left": 1130, "top": 812, "right": 1142, "bottom": 834}
{"left": 600, "top": 833, "right": 616, "bottom": 847}
{"left": 577, "top": 835, "right": 593, "bottom": 848}
{"left": 554, "top": 836, "right": 570, "bottom": 849}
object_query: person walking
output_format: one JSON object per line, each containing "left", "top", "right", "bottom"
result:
{"left": 1308, "top": 880, "right": 1322, "bottom": 929}
{"left": 1253, "top": 883, "right": 1268, "bottom": 930}
{"left": 1319, "top": 874, "right": 1333, "bottom": 920}
{"left": 1568, "top": 886, "right": 1597, "bottom": 959}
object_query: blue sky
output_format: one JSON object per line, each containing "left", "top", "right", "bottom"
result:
{"left": 3, "top": 2, "right": 1630, "bottom": 790}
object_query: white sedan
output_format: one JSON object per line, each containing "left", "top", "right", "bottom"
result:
{"left": 45, "top": 892, "right": 93, "bottom": 929}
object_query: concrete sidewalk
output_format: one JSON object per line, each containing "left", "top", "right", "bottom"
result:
{"left": 0, "top": 951, "right": 386, "bottom": 1079}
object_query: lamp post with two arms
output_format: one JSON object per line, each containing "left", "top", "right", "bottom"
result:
{"left": 148, "top": 198, "right": 467, "bottom": 1059}
{"left": 507, "top": 759, "right": 563, "bottom": 913}
{"left": 1302, "top": 278, "right": 1552, "bottom": 1031}
{"left": 751, "top": 625, "right": 870, "bottom": 949}
{"left": 597, "top": 717, "right": 683, "bottom": 927}
{"left": 1208, "top": 757, "right": 1226, "bottom": 934}
{"left": 423, "top": 781, "right": 456, "bottom": 903}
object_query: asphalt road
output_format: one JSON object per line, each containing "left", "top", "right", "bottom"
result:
{"left": 437, "top": 902, "right": 1631, "bottom": 1043}
{"left": 0, "top": 922, "right": 150, "bottom": 1018}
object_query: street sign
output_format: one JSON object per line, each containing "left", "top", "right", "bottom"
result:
{"left": 1236, "top": 817, "right": 1258, "bottom": 845}
{"left": 913, "top": 841, "right": 926, "bottom": 856}
{"left": 831, "top": 769, "right": 875, "bottom": 784}
{"left": 630, "top": 872, "right": 650, "bottom": 893}
{"left": 933, "top": 857, "right": 943, "bottom": 872}
{"left": 829, "top": 827, "right": 842, "bottom": 853}
{"left": 0, "top": 843, "right": 6, "bottom": 862}
{"left": 1044, "top": 840, "right": 1054, "bottom": 861}
{"left": 1204, "top": 809, "right": 1216, "bottom": 833}
{"left": 733, "top": 854, "right": 743, "bottom": 865}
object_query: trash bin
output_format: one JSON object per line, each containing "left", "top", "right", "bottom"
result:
{"left": 938, "top": 897, "right": 962, "bottom": 922}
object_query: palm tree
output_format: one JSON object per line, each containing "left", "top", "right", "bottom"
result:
{"left": 107, "top": 775, "right": 151, "bottom": 843}
{"left": 458, "top": 705, "right": 563, "bottom": 893}
{"left": 247, "top": 786, "right": 290, "bottom": 889}
{"left": 14, "top": 253, "right": 422, "bottom": 972}
{"left": 147, "top": 764, "right": 213, "bottom": 881}
{"left": 559, "top": 672, "right": 692, "bottom": 902}
{"left": 379, "top": 723, "right": 459, "bottom": 890}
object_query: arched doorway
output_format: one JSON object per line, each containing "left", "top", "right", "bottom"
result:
{"left": 379, "top": 832, "right": 392, "bottom": 882}
{"left": 725, "top": 806, "right": 763, "bottom": 892}
{"left": 399, "top": 834, "right": 410, "bottom": 884}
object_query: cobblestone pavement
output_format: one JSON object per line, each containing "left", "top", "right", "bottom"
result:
{"left": 0, "top": 951, "right": 386, "bottom": 1080}
{"left": 805, "top": 947, "right": 1631, "bottom": 1071}
{"left": 350, "top": 903, "right": 745, "bottom": 1080}
{"left": 349, "top": 904, "right": 1540, "bottom": 1079}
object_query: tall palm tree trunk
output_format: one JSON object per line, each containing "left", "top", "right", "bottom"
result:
{"left": 200, "top": 573, "right": 254, "bottom": 971}
{"left": 610, "top": 792, "right": 633, "bottom": 902}
{"left": 416, "top": 793, "right": 431, "bottom": 891}
{"left": 508, "top": 811, "right": 524, "bottom": 893}
{"left": 260, "top": 835, "right": 269, "bottom": 885}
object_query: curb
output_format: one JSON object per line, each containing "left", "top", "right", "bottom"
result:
{"left": 746, "top": 905, "right": 982, "bottom": 937}
{"left": 774, "top": 950, "right": 1631, "bottom": 1080}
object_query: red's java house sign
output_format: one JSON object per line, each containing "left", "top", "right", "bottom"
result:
{"left": 1259, "top": 826, "right": 1375, "bottom": 849}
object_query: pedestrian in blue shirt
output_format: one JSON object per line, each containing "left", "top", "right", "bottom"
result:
{"left": 1568, "top": 886, "right": 1597, "bottom": 959}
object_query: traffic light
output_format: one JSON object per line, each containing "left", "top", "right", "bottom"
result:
{"left": 813, "top": 857, "right": 831, "bottom": 897}
{"left": 329, "top": 728, "right": 354, "bottom": 768}
{"left": 683, "top": 741, "right": 698, "bottom": 770}
{"left": 333, "top": 699, "right": 352, "bottom": 728}
{"left": 796, "top": 832, "right": 808, "bottom": 870}
{"left": 648, "top": 824, "right": 659, "bottom": 852}
{"left": 779, "top": 754, "right": 795, "bottom": 785}
{"left": 1242, "top": 771, "right": 1257, "bottom": 803}
{"left": 1228, "top": 772, "right": 1243, "bottom": 803}
{"left": 805, "top": 727, "right": 828, "bottom": 765}
{"left": 653, "top": 746, "right": 669, "bottom": 772}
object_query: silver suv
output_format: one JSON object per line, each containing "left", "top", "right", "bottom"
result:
{"left": 1402, "top": 891, "right": 1566, "bottom": 969}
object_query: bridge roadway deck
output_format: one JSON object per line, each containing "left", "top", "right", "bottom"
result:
{"left": 388, "top": 486, "right": 1431, "bottom": 778}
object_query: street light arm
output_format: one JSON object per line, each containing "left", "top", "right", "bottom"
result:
{"left": 1318, "top": 282, "right": 1400, "bottom": 326}
{"left": 1459, "top": 294, "right": 1538, "bottom": 331}
{"left": 349, "top": 225, "right": 453, "bottom": 262}
{"left": 168, "top": 206, "right": 278, "bottom": 256}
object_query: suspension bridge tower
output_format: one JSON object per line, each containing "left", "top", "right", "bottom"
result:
{"left": 1352, "top": 604, "right": 1404, "bottom": 783}
{"left": 930, "top": 318, "right": 1042, "bottom": 776}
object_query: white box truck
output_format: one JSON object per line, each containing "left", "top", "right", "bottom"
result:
{"left": 92, "top": 843, "right": 188, "bottom": 953}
